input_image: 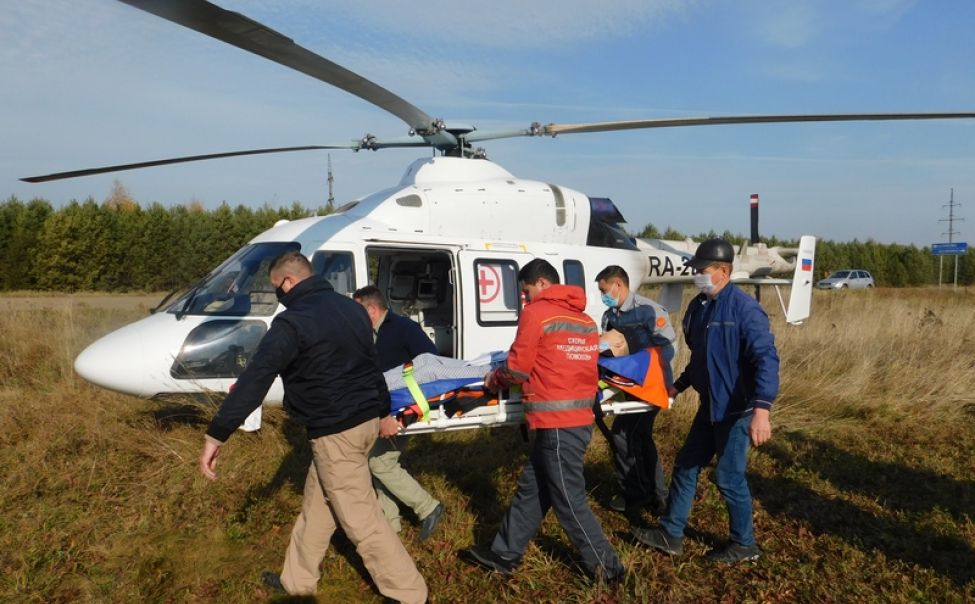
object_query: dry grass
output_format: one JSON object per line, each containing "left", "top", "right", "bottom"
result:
{"left": 1, "top": 289, "right": 973, "bottom": 603}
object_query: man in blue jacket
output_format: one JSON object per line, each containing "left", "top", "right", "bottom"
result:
{"left": 632, "top": 239, "right": 778, "bottom": 563}
{"left": 199, "top": 252, "right": 427, "bottom": 602}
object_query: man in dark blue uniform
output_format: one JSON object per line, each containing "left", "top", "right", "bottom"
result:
{"left": 595, "top": 265, "right": 676, "bottom": 515}
{"left": 353, "top": 285, "right": 444, "bottom": 542}
{"left": 633, "top": 239, "right": 779, "bottom": 564}
{"left": 354, "top": 285, "right": 439, "bottom": 370}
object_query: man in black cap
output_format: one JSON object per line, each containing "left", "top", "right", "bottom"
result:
{"left": 632, "top": 238, "right": 779, "bottom": 564}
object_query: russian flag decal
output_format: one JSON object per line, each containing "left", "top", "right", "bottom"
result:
{"left": 801, "top": 258, "right": 812, "bottom": 272}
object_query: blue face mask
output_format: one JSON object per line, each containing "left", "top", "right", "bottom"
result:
{"left": 601, "top": 291, "right": 618, "bottom": 308}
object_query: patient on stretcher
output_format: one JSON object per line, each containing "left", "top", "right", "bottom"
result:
{"left": 383, "top": 336, "right": 669, "bottom": 428}
{"left": 383, "top": 352, "right": 505, "bottom": 427}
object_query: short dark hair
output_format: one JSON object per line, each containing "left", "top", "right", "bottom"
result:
{"left": 269, "top": 250, "right": 312, "bottom": 278}
{"left": 595, "top": 265, "right": 629, "bottom": 286}
{"left": 352, "top": 284, "right": 388, "bottom": 310}
{"left": 518, "top": 258, "right": 559, "bottom": 286}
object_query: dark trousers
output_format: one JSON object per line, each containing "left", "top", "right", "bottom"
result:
{"left": 491, "top": 425, "right": 623, "bottom": 579}
{"left": 610, "top": 407, "right": 667, "bottom": 505}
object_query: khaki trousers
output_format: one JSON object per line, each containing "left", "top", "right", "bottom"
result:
{"left": 370, "top": 436, "right": 440, "bottom": 532}
{"left": 280, "top": 418, "right": 428, "bottom": 603}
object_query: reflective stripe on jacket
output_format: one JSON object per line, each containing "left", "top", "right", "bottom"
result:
{"left": 494, "top": 284, "right": 599, "bottom": 429}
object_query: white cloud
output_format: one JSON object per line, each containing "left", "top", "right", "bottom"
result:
{"left": 853, "top": 0, "right": 916, "bottom": 18}
{"left": 276, "top": 0, "right": 698, "bottom": 50}
{"left": 750, "top": 2, "right": 821, "bottom": 49}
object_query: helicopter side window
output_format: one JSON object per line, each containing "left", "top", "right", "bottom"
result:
{"left": 563, "top": 260, "right": 585, "bottom": 288}
{"left": 474, "top": 259, "right": 520, "bottom": 326}
{"left": 312, "top": 251, "right": 356, "bottom": 296}
{"left": 170, "top": 320, "right": 268, "bottom": 379}
{"left": 169, "top": 242, "right": 299, "bottom": 317}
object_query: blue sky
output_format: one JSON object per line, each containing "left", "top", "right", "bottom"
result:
{"left": 2, "top": 0, "right": 973, "bottom": 245}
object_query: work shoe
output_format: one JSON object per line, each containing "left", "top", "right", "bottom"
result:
{"left": 705, "top": 542, "right": 762, "bottom": 564}
{"left": 605, "top": 494, "right": 630, "bottom": 513}
{"left": 260, "top": 571, "right": 285, "bottom": 594}
{"left": 605, "top": 494, "right": 660, "bottom": 514}
{"left": 419, "top": 502, "right": 445, "bottom": 542}
{"left": 462, "top": 544, "right": 517, "bottom": 576}
{"left": 631, "top": 527, "right": 684, "bottom": 555}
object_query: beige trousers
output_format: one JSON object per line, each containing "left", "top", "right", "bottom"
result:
{"left": 280, "top": 418, "right": 428, "bottom": 603}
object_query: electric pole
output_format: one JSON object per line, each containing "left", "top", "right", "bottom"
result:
{"left": 938, "top": 188, "right": 964, "bottom": 288}
{"left": 326, "top": 154, "right": 335, "bottom": 212}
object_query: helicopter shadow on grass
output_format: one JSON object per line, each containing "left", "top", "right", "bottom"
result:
{"left": 753, "top": 432, "right": 975, "bottom": 586}
{"left": 146, "top": 396, "right": 215, "bottom": 430}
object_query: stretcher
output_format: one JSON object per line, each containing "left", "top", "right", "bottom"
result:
{"left": 390, "top": 349, "right": 671, "bottom": 435}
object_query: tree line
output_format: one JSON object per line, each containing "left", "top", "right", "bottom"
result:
{"left": 0, "top": 185, "right": 328, "bottom": 292}
{"left": 0, "top": 191, "right": 971, "bottom": 291}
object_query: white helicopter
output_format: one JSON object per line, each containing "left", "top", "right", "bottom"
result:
{"left": 23, "top": 0, "right": 973, "bottom": 433}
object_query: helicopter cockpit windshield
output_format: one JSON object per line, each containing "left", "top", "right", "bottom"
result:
{"left": 167, "top": 242, "right": 299, "bottom": 317}
{"left": 587, "top": 197, "right": 638, "bottom": 251}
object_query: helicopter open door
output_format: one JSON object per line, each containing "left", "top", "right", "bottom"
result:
{"left": 457, "top": 248, "right": 534, "bottom": 359}
{"left": 365, "top": 245, "right": 459, "bottom": 357}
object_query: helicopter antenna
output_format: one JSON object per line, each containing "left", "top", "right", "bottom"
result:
{"left": 326, "top": 154, "right": 335, "bottom": 212}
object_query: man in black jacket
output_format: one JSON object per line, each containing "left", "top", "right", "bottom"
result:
{"left": 199, "top": 251, "right": 427, "bottom": 603}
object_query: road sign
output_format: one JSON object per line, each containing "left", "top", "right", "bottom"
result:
{"left": 931, "top": 242, "right": 968, "bottom": 256}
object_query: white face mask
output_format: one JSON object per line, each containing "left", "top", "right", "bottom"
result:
{"left": 693, "top": 272, "right": 716, "bottom": 294}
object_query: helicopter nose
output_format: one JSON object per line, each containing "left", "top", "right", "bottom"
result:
{"left": 75, "top": 324, "right": 151, "bottom": 397}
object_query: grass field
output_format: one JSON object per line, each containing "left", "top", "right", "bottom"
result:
{"left": 1, "top": 289, "right": 973, "bottom": 603}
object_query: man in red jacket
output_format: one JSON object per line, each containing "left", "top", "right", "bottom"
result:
{"left": 463, "top": 259, "right": 624, "bottom": 582}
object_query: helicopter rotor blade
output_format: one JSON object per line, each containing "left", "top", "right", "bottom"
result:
{"left": 464, "top": 112, "right": 975, "bottom": 144}
{"left": 538, "top": 112, "right": 975, "bottom": 136}
{"left": 117, "top": 0, "right": 443, "bottom": 139}
{"left": 20, "top": 134, "right": 439, "bottom": 183}
{"left": 21, "top": 145, "right": 356, "bottom": 183}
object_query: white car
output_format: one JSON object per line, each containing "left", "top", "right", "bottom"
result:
{"left": 817, "top": 270, "right": 875, "bottom": 289}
